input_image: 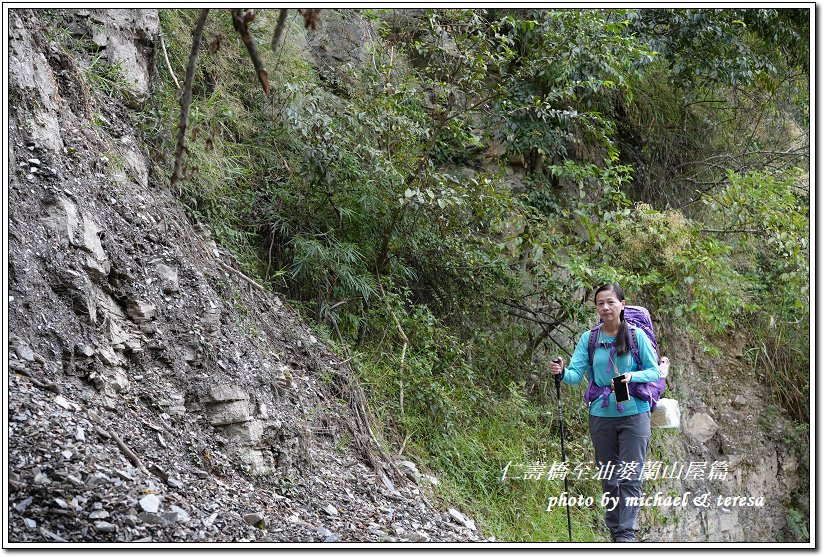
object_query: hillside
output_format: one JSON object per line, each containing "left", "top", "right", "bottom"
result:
{"left": 5, "top": 7, "right": 810, "bottom": 545}
{"left": 6, "top": 8, "right": 484, "bottom": 544}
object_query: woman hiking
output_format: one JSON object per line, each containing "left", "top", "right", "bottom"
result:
{"left": 549, "top": 283, "right": 670, "bottom": 543}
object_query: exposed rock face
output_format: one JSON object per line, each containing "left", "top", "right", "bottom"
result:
{"left": 6, "top": 8, "right": 485, "bottom": 544}
{"left": 86, "top": 9, "right": 159, "bottom": 106}
{"left": 305, "top": 10, "right": 379, "bottom": 92}
{"left": 643, "top": 331, "right": 801, "bottom": 543}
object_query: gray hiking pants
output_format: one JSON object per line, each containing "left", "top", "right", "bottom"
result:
{"left": 588, "top": 412, "right": 651, "bottom": 541}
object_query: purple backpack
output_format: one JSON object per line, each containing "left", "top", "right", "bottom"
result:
{"left": 585, "top": 306, "right": 667, "bottom": 411}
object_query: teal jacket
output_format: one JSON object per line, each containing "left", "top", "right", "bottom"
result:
{"left": 562, "top": 327, "right": 661, "bottom": 417}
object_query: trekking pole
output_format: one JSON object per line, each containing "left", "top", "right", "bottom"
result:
{"left": 553, "top": 357, "right": 573, "bottom": 542}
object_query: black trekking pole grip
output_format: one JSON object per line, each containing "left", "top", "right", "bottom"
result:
{"left": 552, "top": 357, "right": 563, "bottom": 389}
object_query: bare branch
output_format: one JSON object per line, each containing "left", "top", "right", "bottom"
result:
{"left": 698, "top": 228, "right": 765, "bottom": 236}
{"left": 159, "top": 31, "right": 180, "bottom": 89}
{"left": 170, "top": 8, "right": 209, "bottom": 191}
{"left": 271, "top": 8, "right": 289, "bottom": 51}
{"left": 231, "top": 8, "right": 270, "bottom": 95}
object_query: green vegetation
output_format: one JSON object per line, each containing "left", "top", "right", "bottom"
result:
{"left": 139, "top": 8, "right": 809, "bottom": 541}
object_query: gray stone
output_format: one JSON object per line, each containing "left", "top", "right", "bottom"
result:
{"left": 162, "top": 511, "right": 179, "bottom": 524}
{"left": 23, "top": 518, "right": 37, "bottom": 529}
{"left": 90, "top": 509, "right": 110, "bottom": 519}
{"left": 138, "top": 512, "right": 167, "bottom": 525}
{"left": 127, "top": 300, "right": 156, "bottom": 322}
{"left": 80, "top": 214, "right": 109, "bottom": 270}
{"left": 91, "top": 366, "right": 129, "bottom": 394}
{"left": 75, "top": 343, "right": 96, "bottom": 357}
{"left": 237, "top": 448, "right": 267, "bottom": 473}
{"left": 169, "top": 505, "right": 190, "bottom": 523}
{"left": 43, "top": 196, "right": 79, "bottom": 244}
{"left": 94, "top": 521, "right": 116, "bottom": 532}
{"left": 243, "top": 513, "right": 265, "bottom": 527}
{"left": 203, "top": 384, "right": 249, "bottom": 403}
{"left": 138, "top": 494, "right": 161, "bottom": 513}
{"left": 40, "top": 527, "right": 68, "bottom": 542}
{"left": 323, "top": 504, "right": 339, "bottom": 517}
{"left": 156, "top": 263, "right": 179, "bottom": 294}
{"left": 222, "top": 420, "right": 264, "bottom": 444}
{"left": 96, "top": 347, "right": 124, "bottom": 366}
{"left": 688, "top": 412, "right": 719, "bottom": 443}
{"left": 447, "top": 508, "right": 476, "bottom": 531}
{"left": 14, "top": 343, "right": 35, "bottom": 362}
{"left": 206, "top": 400, "right": 252, "bottom": 426}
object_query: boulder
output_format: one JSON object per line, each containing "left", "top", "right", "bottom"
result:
{"left": 205, "top": 400, "right": 252, "bottom": 426}
{"left": 687, "top": 412, "right": 718, "bottom": 443}
{"left": 203, "top": 384, "right": 249, "bottom": 403}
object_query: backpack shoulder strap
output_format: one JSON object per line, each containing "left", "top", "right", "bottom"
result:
{"left": 628, "top": 324, "right": 642, "bottom": 369}
{"left": 587, "top": 324, "right": 602, "bottom": 382}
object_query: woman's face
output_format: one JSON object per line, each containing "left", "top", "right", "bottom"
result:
{"left": 595, "top": 289, "right": 625, "bottom": 327}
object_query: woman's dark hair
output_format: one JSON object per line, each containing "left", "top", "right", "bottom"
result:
{"left": 594, "top": 283, "right": 630, "bottom": 356}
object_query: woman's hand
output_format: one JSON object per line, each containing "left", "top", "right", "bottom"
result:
{"left": 549, "top": 357, "right": 564, "bottom": 375}
{"left": 610, "top": 373, "right": 632, "bottom": 391}
{"left": 659, "top": 356, "right": 670, "bottom": 379}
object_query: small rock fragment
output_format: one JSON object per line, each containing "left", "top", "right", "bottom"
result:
{"left": 138, "top": 494, "right": 161, "bottom": 513}
{"left": 94, "top": 521, "right": 116, "bottom": 532}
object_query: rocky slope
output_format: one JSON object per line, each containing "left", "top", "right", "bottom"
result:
{"left": 6, "top": 8, "right": 486, "bottom": 544}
